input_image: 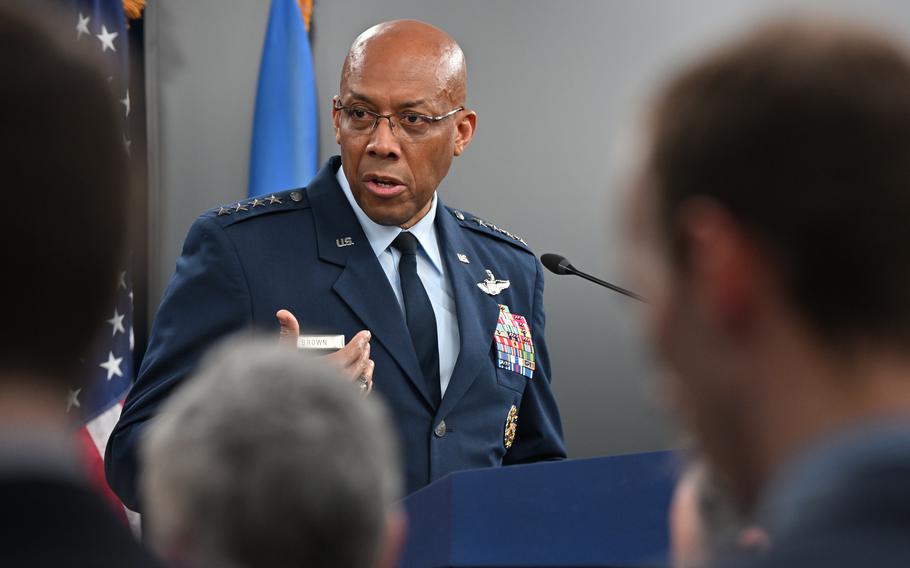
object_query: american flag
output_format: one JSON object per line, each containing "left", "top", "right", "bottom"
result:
{"left": 63, "top": 0, "right": 140, "bottom": 524}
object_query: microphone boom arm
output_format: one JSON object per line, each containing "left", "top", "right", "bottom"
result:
{"left": 540, "top": 252, "right": 647, "bottom": 303}
{"left": 563, "top": 265, "right": 646, "bottom": 302}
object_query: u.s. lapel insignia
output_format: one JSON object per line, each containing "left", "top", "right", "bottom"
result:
{"left": 504, "top": 405, "right": 518, "bottom": 449}
{"left": 335, "top": 237, "right": 355, "bottom": 248}
{"left": 477, "top": 269, "right": 510, "bottom": 295}
{"left": 457, "top": 253, "right": 470, "bottom": 264}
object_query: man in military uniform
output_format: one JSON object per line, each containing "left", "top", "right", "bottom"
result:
{"left": 106, "top": 19, "right": 566, "bottom": 510}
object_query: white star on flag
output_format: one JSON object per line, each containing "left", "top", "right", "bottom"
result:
{"left": 129, "top": 327, "right": 135, "bottom": 352}
{"left": 107, "top": 309, "right": 126, "bottom": 337}
{"left": 99, "top": 351, "right": 124, "bottom": 380}
{"left": 121, "top": 89, "right": 130, "bottom": 118}
{"left": 66, "top": 388, "right": 81, "bottom": 413}
{"left": 76, "top": 13, "right": 90, "bottom": 40}
{"left": 96, "top": 25, "right": 118, "bottom": 53}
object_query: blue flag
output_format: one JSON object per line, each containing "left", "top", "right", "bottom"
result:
{"left": 248, "top": 0, "right": 319, "bottom": 197}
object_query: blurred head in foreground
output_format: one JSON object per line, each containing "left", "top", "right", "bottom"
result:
{"left": 0, "top": 3, "right": 126, "bottom": 417}
{"left": 141, "top": 337, "right": 405, "bottom": 568}
{"left": 670, "top": 460, "right": 768, "bottom": 568}
{"left": 626, "top": 19, "right": 910, "bottom": 509}
{"left": 0, "top": 4, "right": 159, "bottom": 567}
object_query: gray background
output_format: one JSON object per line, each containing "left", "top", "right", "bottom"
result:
{"left": 144, "top": 0, "right": 910, "bottom": 459}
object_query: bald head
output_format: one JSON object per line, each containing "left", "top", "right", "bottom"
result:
{"left": 341, "top": 19, "right": 467, "bottom": 106}
{"left": 333, "top": 20, "right": 477, "bottom": 230}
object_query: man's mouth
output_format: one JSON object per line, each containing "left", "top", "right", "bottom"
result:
{"left": 362, "top": 174, "right": 406, "bottom": 198}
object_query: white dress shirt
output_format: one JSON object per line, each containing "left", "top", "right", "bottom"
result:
{"left": 337, "top": 166, "right": 461, "bottom": 396}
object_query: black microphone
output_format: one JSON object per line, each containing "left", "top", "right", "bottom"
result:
{"left": 540, "top": 253, "right": 647, "bottom": 303}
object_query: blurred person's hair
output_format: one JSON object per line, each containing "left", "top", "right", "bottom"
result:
{"left": 0, "top": 2, "right": 127, "bottom": 383}
{"left": 646, "top": 19, "right": 910, "bottom": 348}
{"left": 140, "top": 336, "right": 402, "bottom": 568}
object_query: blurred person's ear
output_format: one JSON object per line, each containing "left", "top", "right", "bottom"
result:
{"left": 676, "top": 197, "right": 773, "bottom": 336}
{"left": 376, "top": 506, "right": 407, "bottom": 568}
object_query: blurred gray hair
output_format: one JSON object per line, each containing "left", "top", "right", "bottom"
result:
{"left": 140, "top": 335, "right": 401, "bottom": 568}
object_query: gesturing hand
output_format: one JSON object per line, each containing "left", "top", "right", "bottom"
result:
{"left": 276, "top": 309, "right": 375, "bottom": 394}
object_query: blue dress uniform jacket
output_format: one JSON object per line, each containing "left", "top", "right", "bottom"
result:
{"left": 106, "top": 157, "right": 566, "bottom": 510}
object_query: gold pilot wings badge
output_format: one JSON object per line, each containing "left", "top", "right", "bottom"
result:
{"left": 477, "top": 270, "right": 510, "bottom": 296}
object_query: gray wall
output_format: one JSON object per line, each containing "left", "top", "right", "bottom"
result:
{"left": 146, "top": 0, "right": 910, "bottom": 458}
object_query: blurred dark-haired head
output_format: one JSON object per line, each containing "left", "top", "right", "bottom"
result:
{"left": 0, "top": 4, "right": 127, "bottom": 387}
{"left": 649, "top": 21, "right": 910, "bottom": 345}
{"left": 625, "top": 19, "right": 910, "bottom": 507}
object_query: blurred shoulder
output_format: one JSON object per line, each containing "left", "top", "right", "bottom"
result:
{"left": 714, "top": 529, "right": 910, "bottom": 568}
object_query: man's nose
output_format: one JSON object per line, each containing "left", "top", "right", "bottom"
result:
{"left": 365, "top": 117, "right": 400, "bottom": 159}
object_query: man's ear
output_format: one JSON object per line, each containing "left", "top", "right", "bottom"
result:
{"left": 332, "top": 97, "right": 343, "bottom": 145}
{"left": 374, "top": 506, "right": 407, "bottom": 568}
{"left": 676, "top": 198, "right": 768, "bottom": 334}
{"left": 453, "top": 110, "right": 477, "bottom": 156}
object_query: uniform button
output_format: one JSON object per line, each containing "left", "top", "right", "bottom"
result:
{"left": 290, "top": 191, "right": 303, "bottom": 202}
{"left": 434, "top": 420, "right": 447, "bottom": 438}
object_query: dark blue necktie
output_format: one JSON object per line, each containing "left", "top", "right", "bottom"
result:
{"left": 392, "top": 232, "right": 441, "bottom": 406}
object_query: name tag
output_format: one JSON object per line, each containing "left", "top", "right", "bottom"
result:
{"left": 297, "top": 335, "right": 345, "bottom": 350}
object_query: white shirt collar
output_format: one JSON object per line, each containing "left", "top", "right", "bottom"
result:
{"left": 336, "top": 164, "right": 443, "bottom": 273}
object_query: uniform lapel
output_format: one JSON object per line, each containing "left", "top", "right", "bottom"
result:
{"left": 435, "top": 203, "right": 501, "bottom": 418}
{"left": 308, "top": 158, "right": 435, "bottom": 408}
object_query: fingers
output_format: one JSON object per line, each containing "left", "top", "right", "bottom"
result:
{"left": 329, "top": 330, "right": 371, "bottom": 370}
{"left": 356, "top": 338, "right": 376, "bottom": 395}
{"left": 355, "top": 359, "right": 376, "bottom": 396}
{"left": 323, "top": 330, "right": 373, "bottom": 380}
{"left": 362, "top": 358, "right": 375, "bottom": 382}
{"left": 282, "top": 324, "right": 376, "bottom": 393}
{"left": 364, "top": 360, "right": 375, "bottom": 395}
{"left": 349, "top": 339, "right": 375, "bottom": 396}
{"left": 350, "top": 343, "right": 372, "bottom": 382}
{"left": 276, "top": 309, "right": 300, "bottom": 347}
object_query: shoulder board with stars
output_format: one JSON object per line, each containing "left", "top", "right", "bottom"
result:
{"left": 448, "top": 207, "right": 532, "bottom": 252}
{"left": 208, "top": 188, "right": 309, "bottom": 225}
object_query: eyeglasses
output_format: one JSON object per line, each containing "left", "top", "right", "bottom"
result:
{"left": 334, "top": 99, "right": 464, "bottom": 141}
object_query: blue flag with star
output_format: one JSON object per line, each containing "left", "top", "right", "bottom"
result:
{"left": 248, "top": 0, "right": 319, "bottom": 197}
